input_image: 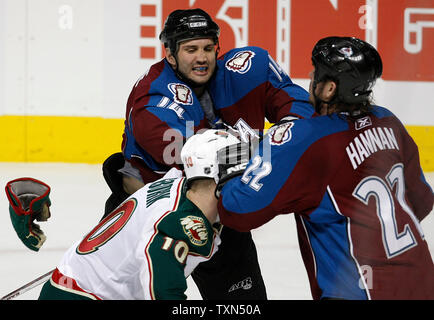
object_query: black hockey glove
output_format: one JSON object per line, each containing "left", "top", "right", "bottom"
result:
{"left": 215, "top": 142, "right": 250, "bottom": 198}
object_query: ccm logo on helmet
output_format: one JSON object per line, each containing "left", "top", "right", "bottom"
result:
{"left": 189, "top": 21, "right": 207, "bottom": 28}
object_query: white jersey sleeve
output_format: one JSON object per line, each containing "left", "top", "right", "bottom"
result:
{"left": 55, "top": 176, "right": 219, "bottom": 300}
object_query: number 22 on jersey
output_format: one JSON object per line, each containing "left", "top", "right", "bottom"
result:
{"left": 353, "top": 163, "right": 424, "bottom": 259}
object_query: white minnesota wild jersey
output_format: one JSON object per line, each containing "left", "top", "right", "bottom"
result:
{"left": 50, "top": 169, "right": 221, "bottom": 300}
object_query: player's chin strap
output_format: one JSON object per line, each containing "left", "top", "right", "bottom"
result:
{"left": 5, "top": 178, "right": 52, "bottom": 252}
{"left": 311, "top": 78, "right": 343, "bottom": 115}
{"left": 313, "top": 88, "right": 368, "bottom": 118}
{"left": 312, "top": 78, "right": 370, "bottom": 117}
{"left": 311, "top": 79, "right": 328, "bottom": 114}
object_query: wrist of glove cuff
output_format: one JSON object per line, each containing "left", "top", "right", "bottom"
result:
{"left": 215, "top": 163, "right": 247, "bottom": 198}
{"left": 214, "top": 141, "right": 251, "bottom": 198}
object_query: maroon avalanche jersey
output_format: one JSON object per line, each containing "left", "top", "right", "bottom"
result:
{"left": 121, "top": 46, "right": 314, "bottom": 183}
{"left": 219, "top": 106, "right": 434, "bottom": 299}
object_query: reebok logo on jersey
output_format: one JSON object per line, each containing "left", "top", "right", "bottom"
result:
{"left": 355, "top": 116, "right": 372, "bottom": 130}
{"left": 269, "top": 122, "right": 294, "bottom": 145}
{"left": 168, "top": 83, "right": 193, "bottom": 105}
{"left": 225, "top": 50, "right": 255, "bottom": 74}
{"left": 180, "top": 216, "right": 208, "bottom": 246}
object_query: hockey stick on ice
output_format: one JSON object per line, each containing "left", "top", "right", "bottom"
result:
{"left": 1, "top": 268, "right": 55, "bottom": 300}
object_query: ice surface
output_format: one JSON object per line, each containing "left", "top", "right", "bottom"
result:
{"left": 0, "top": 162, "right": 433, "bottom": 300}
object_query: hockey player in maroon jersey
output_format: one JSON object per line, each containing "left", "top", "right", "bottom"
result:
{"left": 101, "top": 8, "right": 314, "bottom": 300}
{"left": 217, "top": 36, "right": 434, "bottom": 299}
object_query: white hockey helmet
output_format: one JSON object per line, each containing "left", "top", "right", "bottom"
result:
{"left": 181, "top": 129, "right": 241, "bottom": 185}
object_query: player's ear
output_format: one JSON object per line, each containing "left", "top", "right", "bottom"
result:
{"left": 165, "top": 48, "right": 177, "bottom": 68}
{"left": 322, "top": 80, "right": 337, "bottom": 102}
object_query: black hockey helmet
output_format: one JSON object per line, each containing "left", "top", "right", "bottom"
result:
{"left": 159, "top": 9, "right": 220, "bottom": 55}
{"left": 311, "top": 36, "right": 383, "bottom": 105}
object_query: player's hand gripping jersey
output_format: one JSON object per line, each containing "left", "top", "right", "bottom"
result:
{"left": 218, "top": 106, "right": 434, "bottom": 300}
{"left": 44, "top": 170, "right": 220, "bottom": 300}
{"left": 122, "top": 46, "right": 314, "bottom": 182}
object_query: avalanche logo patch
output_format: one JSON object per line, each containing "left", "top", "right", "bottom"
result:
{"left": 180, "top": 216, "right": 208, "bottom": 246}
{"left": 168, "top": 83, "right": 193, "bottom": 105}
{"left": 339, "top": 46, "right": 354, "bottom": 58}
{"left": 269, "top": 122, "right": 294, "bottom": 145}
{"left": 225, "top": 50, "right": 255, "bottom": 74}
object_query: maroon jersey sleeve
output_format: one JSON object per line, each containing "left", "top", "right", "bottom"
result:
{"left": 400, "top": 125, "right": 433, "bottom": 221}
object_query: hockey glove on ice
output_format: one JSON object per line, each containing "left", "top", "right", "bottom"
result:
{"left": 5, "top": 178, "right": 52, "bottom": 251}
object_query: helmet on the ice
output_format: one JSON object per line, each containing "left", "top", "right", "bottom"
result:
{"left": 311, "top": 36, "right": 382, "bottom": 105}
{"left": 159, "top": 8, "right": 220, "bottom": 55}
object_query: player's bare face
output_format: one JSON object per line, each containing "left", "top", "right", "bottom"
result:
{"left": 174, "top": 38, "right": 217, "bottom": 85}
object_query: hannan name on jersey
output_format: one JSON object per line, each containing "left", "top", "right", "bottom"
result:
{"left": 346, "top": 126, "right": 399, "bottom": 170}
